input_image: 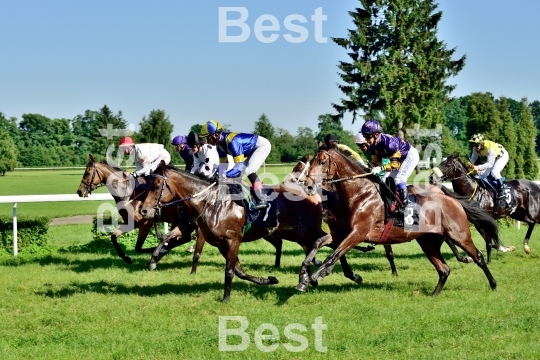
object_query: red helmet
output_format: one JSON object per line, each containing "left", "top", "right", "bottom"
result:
{"left": 119, "top": 136, "right": 135, "bottom": 148}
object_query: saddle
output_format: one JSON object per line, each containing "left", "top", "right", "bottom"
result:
{"left": 226, "top": 182, "right": 278, "bottom": 230}
{"left": 476, "top": 176, "right": 516, "bottom": 209}
{"left": 379, "top": 177, "right": 420, "bottom": 230}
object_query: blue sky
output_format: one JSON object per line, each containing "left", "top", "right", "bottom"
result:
{"left": 1, "top": 0, "right": 540, "bottom": 138}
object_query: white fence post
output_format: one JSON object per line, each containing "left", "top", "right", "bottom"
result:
{"left": 164, "top": 222, "right": 168, "bottom": 234}
{"left": 13, "top": 203, "right": 18, "bottom": 256}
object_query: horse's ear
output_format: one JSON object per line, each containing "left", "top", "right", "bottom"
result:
{"left": 452, "top": 152, "right": 459, "bottom": 158}
{"left": 161, "top": 160, "right": 167, "bottom": 172}
{"left": 89, "top": 154, "right": 95, "bottom": 163}
{"left": 301, "top": 154, "right": 310, "bottom": 162}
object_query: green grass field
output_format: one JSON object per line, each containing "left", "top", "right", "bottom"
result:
{"left": 1, "top": 165, "right": 539, "bottom": 359}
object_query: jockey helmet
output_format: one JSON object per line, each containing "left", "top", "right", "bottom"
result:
{"left": 324, "top": 133, "right": 338, "bottom": 143}
{"left": 361, "top": 119, "right": 383, "bottom": 135}
{"left": 187, "top": 132, "right": 203, "bottom": 148}
{"left": 200, "top": 120, "right": 222, "bottom": 138}
{"left": 171, "top": 135, "right": 187, "bottom": 146}
{"left": 119, "top": 136, "right": 135, "bottom": 148}
{"left": 469, "top": 133, "right": 484, "bottom": 144}
{"left": 354, "top": 133, "right": 367, "bottom": 144}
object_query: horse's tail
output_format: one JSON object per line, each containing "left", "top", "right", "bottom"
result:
{"left": 441, "top": 186, "right": 502, "bottom": 249}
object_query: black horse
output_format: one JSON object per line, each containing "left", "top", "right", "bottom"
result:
{"left": 431, "top": 153, "right": 539, "bottom": 253}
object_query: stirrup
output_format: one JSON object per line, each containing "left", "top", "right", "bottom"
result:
{"left": 253, "top": 200, "right": 268, "bottom": 210}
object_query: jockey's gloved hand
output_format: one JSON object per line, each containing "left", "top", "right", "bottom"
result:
{"left": 371, "top": 166, "right": 382, "bottom": 175}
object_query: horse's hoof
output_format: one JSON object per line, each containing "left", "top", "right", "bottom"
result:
{"left": 147, "top": 262, "right": 157, "bottom": 271}
{"left": 524, "top": 245, "right": 531, "bottom": 254}
{"left": 123, "top": 256, "right": 133, "bottom": 265}
{"left": 295, "top": 282, "right": 308, "bottom": 292}
{"left": 267, "top": 276, "right": 279, "bottom": 285}
{"left": 352, "top": 274, "right": 363, "bottom": 284}
{"left": 309, "top": 279, "right": 319, "bottom": 288}
{"left": 465, "top": 257, "right": 474, "bottom": 263}
{"left": 313, "top": 259, "right": 322, "bottom": 266}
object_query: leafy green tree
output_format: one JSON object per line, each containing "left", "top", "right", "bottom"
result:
{"left": 315, "top": 114, "right": 357, "bottom": 149}
{"left": 332, "top": 0, "right": 465, "bottom": 135}
{"left": 189, "top": 124, "right": 202, "bottom": 135}
{"left": 294, "top": 127, "right": 318, "bottom": 158}
{"left": 440, "top": 125, "right": 468, "bottom": 157}
{"left": 515, "top": 98, "right": 538, "bottom": 179}
{"left": 275, "top": 128, "right": 297, "bottom": 162}
{"left": 497, "top": 98, "right": 517, "bottom": 179}
{"left": 253, "top": 113, "right": 280, "bottom": 162}
{"left": 443, "top": 96, "right": 470, "bottom": 144}
{"left": 139, "top": 109, "right": 174, "bottom": 145}
{"left": 92, "top": 105, "right": 128, "bottom": 159}
{"left": 0, "top": 128, "right": 18, "bottom": 175}
{"left": 0, "top": 112, "right": 20, "bottom": 143}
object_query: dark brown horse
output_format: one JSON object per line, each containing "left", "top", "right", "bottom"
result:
{"left": 139, "top": 161, "right": 368, "bottom": 301}
{"left": 76, "top": 155, "right": 192, "bottom": 263}
{"left": 298, "top": 149, "right": 498, "bottom": 297}
{"left": 431, "top": 153, "right": 539, "bottom": 254}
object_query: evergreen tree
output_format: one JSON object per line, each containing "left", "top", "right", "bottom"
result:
{"left": 466, "top": 92, "right": 503, "bottom": 142}
{"left": 253, "top": 114, "right": 280, "bottom": 163}
{"left": 92, "top": 105, "right": 129, "bottom": 160}
{"left": 515, "top": 98, "right": 538, "bottom": 179}
{"left": 316, "top": 114, "right": 357, "bottom": 149}
{"left": 497, "top": 98, "right": 517, "bottom": 179}
{"left": 529, "top": 100, "right": 540, "bottom": 154}
{"left": 332, "top": 0, "right": 465, "bottom": 136}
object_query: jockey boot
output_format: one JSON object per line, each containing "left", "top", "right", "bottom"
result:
{"left": 252, "top": 181, "right": 268, "bottom": 210}
{"left": 398, "top": 187, "right": 410, "bottom": 213}
{"left": 494, "top": 179, "right": 506, "bottom": 216}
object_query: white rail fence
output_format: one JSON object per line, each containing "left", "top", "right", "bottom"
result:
{"left": 0, "top": 194, "right": 169, "bottom": 256}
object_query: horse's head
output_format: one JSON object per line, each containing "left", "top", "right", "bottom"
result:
{"left": 77, "top": 154, "right": 104, "bottom": 197}
{"left": 140, "top": 161, "right": 173, "bottom": 219}
{"left": 285, "top": 154, "right": 311, "bottom": 185}
{"left": 304, "top": 150, "right": 337, "bottom": 196}
{"left": 429, "top": 153, "right": 465, "bottom": 184}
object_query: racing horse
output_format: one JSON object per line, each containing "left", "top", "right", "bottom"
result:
{"left": 139, "top": 161, "right": 367, "bottom": 302}
{"left": 297, "top": 148, "right": 498, "bottom": 297}
{"left": 431, "top": 153, "right": 539, "bottom": 254}
{"left": 76, "top": 155, "right": 193, "bottom": 263}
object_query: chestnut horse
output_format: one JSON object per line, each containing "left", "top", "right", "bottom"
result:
{"left": 432, "top": 153, "right": 539, "bottom": 254}
{"left": 298, "top": 149, "right": 498, "bottom": 297}
{"left": 76, "top": 155, "right": 192, "bottom": 263}
{"left": 140, "top": 161, "right": 372, "bottom": 301}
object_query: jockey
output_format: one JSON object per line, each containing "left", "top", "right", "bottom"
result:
{"left": 119, "top": 137, "right": 171, "bottom": 193}
{"left": 468, "top": 133, "right": 509, "bottom": 213}
{"left": 361, "top": 119, "right": 419, "bottom": 212}
{"left": 200, "top": 120, "right": 271, "bottom": 210}
{"left": 186, "top": 131, "right": 234, "bottom": 178}
{"left": 324, "top": 133, "right": 367, "bottom": 167}
{"left": 171, "top": 135, "right": 194, "bottom": 171}
{"left": 355, "top": 132, "right": 389, "bottom": 177}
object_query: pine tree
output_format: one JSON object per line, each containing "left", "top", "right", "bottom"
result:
{"left": 466, "top": 93, "right": 503, "bottom": 142}
{"left": 332, "top": 0, "right": 465, "bottom": 136}
{"left": 515, "top": 98, "right": 538, "bottom": 179}
{"left": 497, "top": 98, "right": 517, "bottom": 179}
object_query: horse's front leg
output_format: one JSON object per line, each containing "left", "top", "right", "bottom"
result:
{"left": 146, "top": 222, "right": 185, "bottom": 270}
{"left": 310, "top": 228, "right": 366, "bottom": 284}
{"left": 191, "top": 228, "right": 206, "bottom": 275}
{"left": 296, "top": 234, "right": 333, "bottom": 292}
{"left": 133, "top": 219, "right": 155, "bottom": 254}
{"left": 523, "top": 223, "right": 535, "bottom": 254}
{"left": 110, "top": 222, "right": 140, "bottom": 264}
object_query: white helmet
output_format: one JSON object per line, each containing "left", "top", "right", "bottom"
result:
{"left": 354, "top": 133, "right": 366, "bottom": 144}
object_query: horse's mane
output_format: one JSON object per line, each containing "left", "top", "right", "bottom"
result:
{"left": 164, "top": 164, "right": 213, "bottom": 185}
{"left": 332, "top": 147, "right": 372, "bottom": 174}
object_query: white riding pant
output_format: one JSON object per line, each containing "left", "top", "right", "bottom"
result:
{"left": 389, "top": 146, "right": 420, "bottom": 187}
{"left": 148, "top": 149, "right": 171, "bottom": 173}
{"left": 480, "top": 150, "right": 508, "bottom": 180}
{"left": 245, "top": 136, "right": 271, "bottom": 176}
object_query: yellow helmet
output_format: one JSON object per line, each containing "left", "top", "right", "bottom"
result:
{"left": 200, "top": 120, "right": 222, "bottom": 138}
{"left": 469, "top": 133, "right": 484, "bottom": 144}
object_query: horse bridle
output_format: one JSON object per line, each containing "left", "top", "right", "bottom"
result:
{"left": 436, "top": 158, "right": 475, "bottom": 181}
{"left": 287, "top": 161, "right": 310, "bottom": 185}
{"left": 81, "top": 162, "right": 104, "bottom": 194}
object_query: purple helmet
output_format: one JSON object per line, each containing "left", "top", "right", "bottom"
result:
{"left": 361, "top": 119, "right": 383, "bottom": 135}
{"left": 171, "top": 135, "right": 187, "bottom": 145}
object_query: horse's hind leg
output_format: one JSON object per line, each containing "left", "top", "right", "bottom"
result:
{"left": 449, "top": 234, "right": 497, "bottom": 291}
{"left": 383, "top": 245, "right": 398, "bottom": 276}
{"left": 523, "top": 222, "right": 535, "bottom": 254}
{"left": 233, "top": 259, "right": 279, "bottom": 285}
{"left": 296, "top": 234, "right": 333, "bottom": 292}
{"left": 191, "top": 228, "right": 206, "bottom": 275}
{"left": 416, "top": 236, "right": 450, "bottom": 297}
{"left": 263, "top": 234, "right": 282, "bottom": 267}
{"left": 146, "top": 222, "right": 194, "bottom": 270}
{"left": 444, "top": 238, "right": 473, "bottom": 264}
{"left": 110, "top": 222, "right": 140, "bottom": 264}
{"left": 338, "top": 255, "right": 363, "bottom": 284}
